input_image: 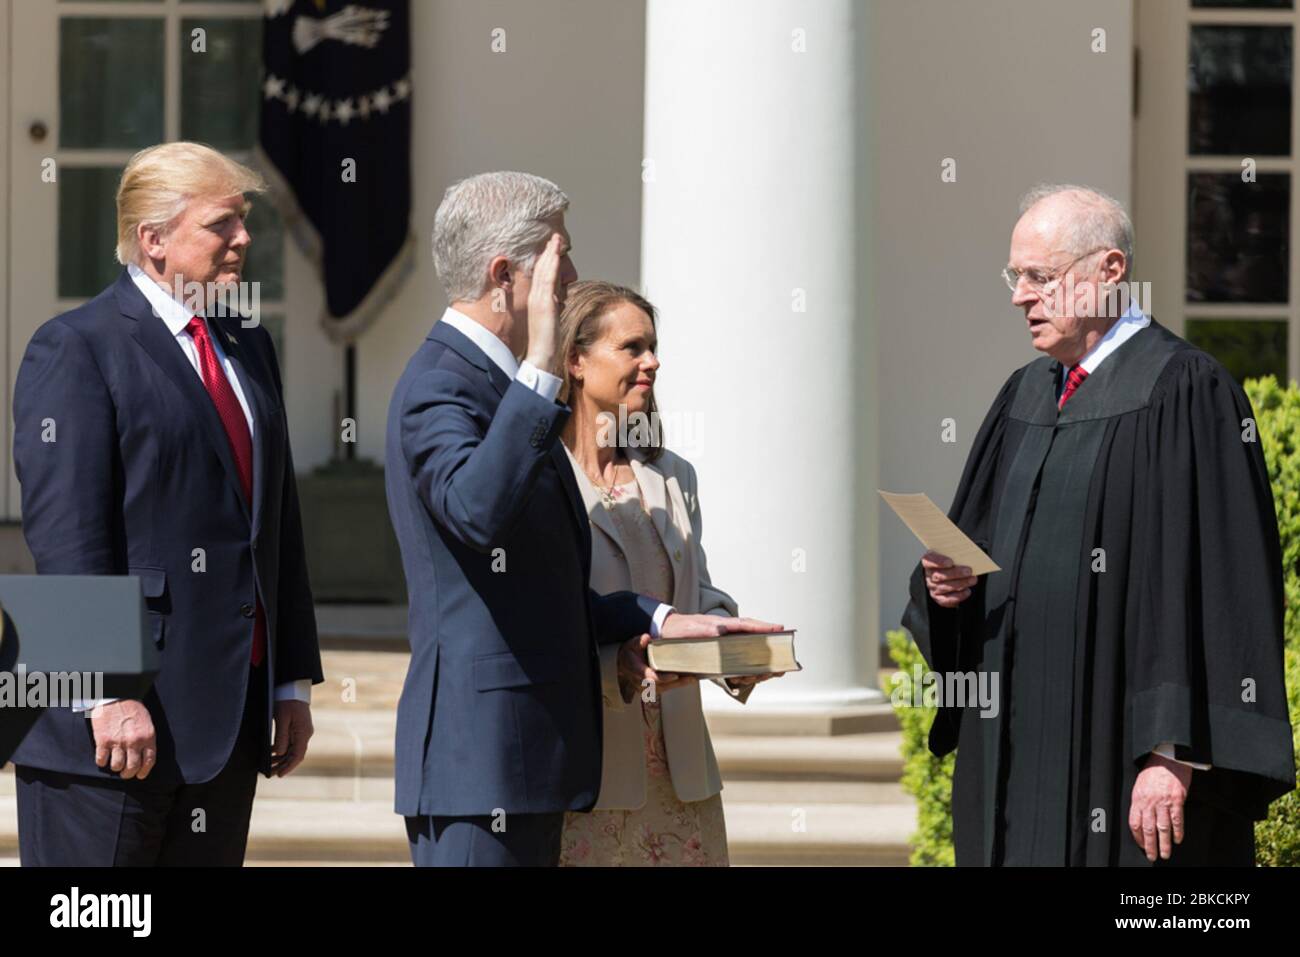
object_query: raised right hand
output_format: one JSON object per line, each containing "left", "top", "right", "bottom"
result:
{"left": 922, "top": 551, "right": 978, "bottom": 608}
{"left": 523, "top": 232, "right": 566, "bottom": 370}
{"left": 91, "top": 699, "right": 157, "bottom": 780}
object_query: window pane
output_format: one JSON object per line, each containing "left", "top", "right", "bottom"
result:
{"left": 1186, "top": 319, "right": 1288, "bottom": 383}
{"left": 58, "top": 166, "right": 124, "bottom": 299}
{"left": 1189, "top": 26, "right": 1292, "bottom": 156}
{"left": 1186, "top": 173, "right": 1289, "bottom": 303}
{"left": 60, "top": 18, "right": 164, "bottom": 149}
{"left": 243, "top": 198, "right": 284, "bottom": 303}
{"left": 181, "top": 18, "right": 263, "bottom": 150}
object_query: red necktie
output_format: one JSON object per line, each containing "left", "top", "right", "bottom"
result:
{"left": 1058, "top": 364, "right": 1089, "bottom": 410}
{"left": 186, "top": 317, "right": 266, "bottom": 667}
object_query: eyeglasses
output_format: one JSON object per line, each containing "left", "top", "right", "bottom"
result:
{"left": 1002, "top": 246, "right": 1109, "bottom": 294}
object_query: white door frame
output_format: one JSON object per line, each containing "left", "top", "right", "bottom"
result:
{"left": 1134, "top": 0, "right": 1299, "bottom": 381}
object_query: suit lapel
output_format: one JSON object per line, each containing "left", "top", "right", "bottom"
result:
{"left": 212, "top": 316, "right": 275, "bottom": 539}
{"left": 117, "top": 273, "right": 251, "bottom": 523}
{"left": 630, "top": 455, "right": 682, "bottom": 577}
{"left": 549, "top": 444, "right": 591, "bottom": 563}
{"left": 563, "top": 445, "right": 623, "bottom": 553}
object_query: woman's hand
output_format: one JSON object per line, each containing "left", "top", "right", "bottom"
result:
{"left": 728, "top": 672, "right": 782, "bottom": 687}
{"left": 617, "top": 633, "right": 698, "bottom": 696}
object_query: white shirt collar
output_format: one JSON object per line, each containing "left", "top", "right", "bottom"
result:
{"left": 1065, "top": 301, "right": 1151, "bottom": 381}
{"left": 126, "top": 262, "right": 199, "bottom": 338}
{"left": 437, "top": 307, "right": 519, "bottom": 379}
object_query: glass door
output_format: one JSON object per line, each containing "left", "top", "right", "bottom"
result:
{"left": 1134, "top": 0, "right": 1297, "bottom": 385}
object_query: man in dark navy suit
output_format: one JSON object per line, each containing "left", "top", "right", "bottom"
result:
{"left": 386, "top": 171, "right": 776, "bottom": 866}
{"left": 10, "top": 142, "right": 323, "bottom": 865}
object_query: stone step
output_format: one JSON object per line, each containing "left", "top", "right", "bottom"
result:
{"left": 314, "top": 649, "right": 407, "bottom": 711}
{"left": 713, "top": 731, "right": 905, "bottom": 781}
{"left": 724, "top": 802, "right": 914, "bottom": 866}
{"left": 704, "top": 703, "right": 898, "bottom": 737}
{"left": 0, "top": 765, "right": 912, "bottom": 811}
{"left": 0, "top": 786, "right": 915, "bottom": 866}
{"left": 1, "top": 721, "right": 904, "bottom": 787}
{"left": 314, "top": 605, "right": 410, "bottom": 653}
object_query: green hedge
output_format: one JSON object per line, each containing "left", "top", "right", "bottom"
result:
{"left": 885, "top": 374, "right": 1300, "bottom": 866}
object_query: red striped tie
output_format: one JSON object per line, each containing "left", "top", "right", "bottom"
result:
{"left": 186, "top": 317, "right": 266, "bottom": 667}
{"left": 1058, "top": 364, "right": 1089, "bottom": 410}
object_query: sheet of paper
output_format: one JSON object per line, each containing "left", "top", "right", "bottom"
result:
{"left": 879, "top": 490, "right": 1000, "bottom": 576}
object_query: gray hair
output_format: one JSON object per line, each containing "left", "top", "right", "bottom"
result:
{"left": 1018, "top": 183, "right": 1134, "bottom": 279}
{"left": 432, "top": 171, "right": 570, "bottom": 303}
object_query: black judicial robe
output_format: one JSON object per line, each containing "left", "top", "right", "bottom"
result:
{"left": 902, "top": 320, "right": 1296, "bottom": 866}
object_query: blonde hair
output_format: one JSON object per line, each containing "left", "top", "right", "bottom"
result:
{"left": 557, "top": 280, "right": 664, "bottom": 463}
{"left": 115, "top": 142, "right": 267, "bottom": 265}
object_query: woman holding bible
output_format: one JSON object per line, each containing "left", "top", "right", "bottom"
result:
{"left": 553, "top": 281, "right": 778, "bottom": 867}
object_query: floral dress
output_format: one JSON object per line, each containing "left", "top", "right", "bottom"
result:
{"left": 558, "top": 475, "right": 730, "bottom": 867}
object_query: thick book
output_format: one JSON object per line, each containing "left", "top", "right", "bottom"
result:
{"left": 647, "top": 629, "right": 801, "bottom": 678}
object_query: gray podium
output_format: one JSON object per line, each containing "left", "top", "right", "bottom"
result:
{"left": 0, "top": 575, "right": 160, "bottom": 765}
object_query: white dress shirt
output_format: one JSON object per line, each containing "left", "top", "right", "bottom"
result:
{"left": 1052, "top": 301, "right": 1208, "bottom": 771}
{"left": 1057, "top": 300, "right": 1151, "bottom": 393}
{"left": 437, "top": 307, "right": 675, "bottom": 637}
{"left": 72, "top": 266, "right": 311, "bottom": 713}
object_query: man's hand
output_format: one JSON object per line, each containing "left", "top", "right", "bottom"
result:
{"left": 922, "top": 551, "right": 978, "bottom": 608}
{"left": 658, "top": 614, "right": 783, "bottom": 641}
{"left": 1129, "top": 752, "right": 1193, "bottom": 862}
{"left": 271, "top": 700, "right": 314, "bottom": 777}
{"left": 522, "top": 232, "right": 566, "bottom": 371}
{"left": 91, "top": 699, "right": 157, "bottom": 780}
{"left": 618, "top": 633, "right": 697, "bottom": 694}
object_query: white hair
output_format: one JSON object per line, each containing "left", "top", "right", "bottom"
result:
{"left": 432, "top": 171, "right": 570, "bottom": 303}
{"left": 1018, "top": 183, "right": 1134, "bottom": 279}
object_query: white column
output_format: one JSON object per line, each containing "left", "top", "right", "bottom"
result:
{"left": 641, "top": 0, "right": 880, "bottom": 709}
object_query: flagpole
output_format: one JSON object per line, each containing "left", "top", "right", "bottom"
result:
{"left": 344, "top": 343, "right": 357, "bottom": 462}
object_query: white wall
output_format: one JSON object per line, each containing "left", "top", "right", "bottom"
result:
{"left": 340, "top": 0, "right": 648, "bottom": 466}
{"left": 871, "top": 0, "right": 1134, "bottom": 638}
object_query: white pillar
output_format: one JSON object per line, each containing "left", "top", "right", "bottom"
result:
{"left": 641, "top": 0, "right": 880, "bottom": 709}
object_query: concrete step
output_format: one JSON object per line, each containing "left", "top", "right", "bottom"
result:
{"left": 723, "top": 802, "right": 913, "bottom": 866}
{"left": 313, "top": 604, "right": 410, "bottom": 652}
{"left": 705, "top": 703, "right": 898, "bottom": 736}
{"left": 0, "top": 791, "right": 917, "bottom": 865}
{"left": 314, "top": 649, "right": 408, "bottom": 711}
{"left": 0, "top": 711, "right": 902, "bottom": 785}
{"left": 713, "top": 731, "right": 905, "bottom": 781}
{"left": 0, "top": 784, "right": 916, "bottom": 866}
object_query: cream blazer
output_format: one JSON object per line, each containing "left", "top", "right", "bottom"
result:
{"left": 564, "top": 444, "right": 752, "bottom": 809}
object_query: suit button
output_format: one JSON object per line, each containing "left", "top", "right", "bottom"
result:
{"left": 240, "top": 602, "right": 255, "bottom": 618}
{"left": 674, "top": 549, "right": 682, "bottom": 561}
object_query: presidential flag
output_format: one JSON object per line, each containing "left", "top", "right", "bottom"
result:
{"left": 258, "top": 0, "right": 413, "bottom": 342}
